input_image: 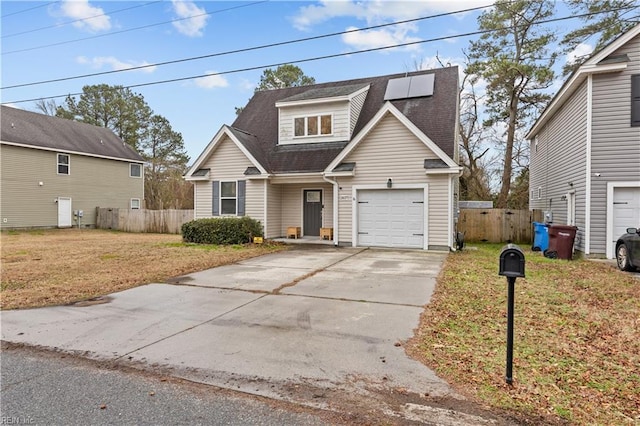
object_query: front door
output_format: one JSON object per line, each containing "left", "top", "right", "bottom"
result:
{"left": 303, "top": 190, "right": 322, "bottom": 236}
{"left": 57, "top": 197, "right": 72, "bottom": 228}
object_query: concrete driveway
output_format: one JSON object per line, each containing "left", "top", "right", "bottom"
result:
{"left": 1, "top": 246, "right": 477, "bottom": 420}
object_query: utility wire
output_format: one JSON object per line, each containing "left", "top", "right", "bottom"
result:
{"left": 1, "top": 1, "right": 58, "bottom": 19}
{"left": 2, "top": 1, "right": 162, "bottom": 39}
{"left": 3, "top": 9, "right": 620, "bottom": 106}
{"left": 2, "top": 1, "right": 270, "bottom": 54}
{"left": 2, "top": 3, "right": 494, "bottom": 90}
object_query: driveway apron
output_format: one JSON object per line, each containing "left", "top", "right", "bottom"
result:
{"left": 1, "top": 246, "right": 453, "bottom": 402}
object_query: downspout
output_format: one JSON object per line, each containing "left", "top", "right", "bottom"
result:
{"left": 323, "top": 174, "right": 339, "bottom": 246}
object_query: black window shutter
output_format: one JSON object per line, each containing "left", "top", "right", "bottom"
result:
{"left": 632, "top": 74, "right": 640, "bottom": 127}
{"left": 212, "top": 180, "right": 220, "bottom": 216}
{"left": 237, "top": 180, "right": 246, "bottom": 216}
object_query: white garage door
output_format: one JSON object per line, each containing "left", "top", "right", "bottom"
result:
{"left": 357, "top": 189, "right": 424, "bottom": 248}
{"left": 613, "top": 187, "right": 640, "bottom": 239}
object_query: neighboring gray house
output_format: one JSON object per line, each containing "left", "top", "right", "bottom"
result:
{"left": 527, "top": 23, "right": 640, "bottom": 259}
{"left": 185, "top": 67, "right": 461, "bottom": 250}
{"left": 1, "top": 106, "right": 145, "bottom": 229}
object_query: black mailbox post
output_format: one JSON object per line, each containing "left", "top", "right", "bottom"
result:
{"left": 498, "top": 244, "right": 525, "bottom": 385}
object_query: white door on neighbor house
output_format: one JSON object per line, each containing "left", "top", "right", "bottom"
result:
{"left": 57, "top": 197, "right": 72, "bottom": 228}
{"left": 613, "top": 187, "right": 640, "bottom": 238}
{"left": 357, "top": 189, "right": 424, "bottom": 249}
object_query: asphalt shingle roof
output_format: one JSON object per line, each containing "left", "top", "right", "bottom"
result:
{"left": 1, "top": 105, "right": 144, "bottom": 162}
{"left": 230, "top": 67, "right": 458, "bottom": 174}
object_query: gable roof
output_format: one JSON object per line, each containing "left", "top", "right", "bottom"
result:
{"left": 325, "top": 101, "right": 459, "bottom": 174}
{"left": 226, "top": 67, "right": 459, "bottom": 174}
{"left": 526, "top": 23, "right": 640, "bottom": 139}
{"left": 1, "top": 105, "right": 143, "bottom": 162}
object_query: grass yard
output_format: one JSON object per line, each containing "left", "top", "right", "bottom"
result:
{"left": 1, "top": 228, "right": 285, "bottom": 310}
{"left": 409, "top": 244, "right": 640, "bottom": 425}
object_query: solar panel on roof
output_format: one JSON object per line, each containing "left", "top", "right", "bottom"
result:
{"left": 383, "top": 74, "right": 434, "bottom": 100}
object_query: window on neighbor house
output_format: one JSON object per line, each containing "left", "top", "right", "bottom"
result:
{"left": 130, "top": 163, "right": 142, "bottom": 178}
{"left": 220, "top": 181, "right": 237, "bottom": 215}
{"left": 131, "top": 198, "right": 141, "bottom": 209}
{"left": 538, "top": 187, "right": 542, "bottom": 199}
{"left": 294, "top": 115, "right": 332, "bottom": 137}
{"left": 57, "top": 153, "right": 69, "bottom": 175}
{"left": 632, "top": 74, "right": 640, "bottom": 127}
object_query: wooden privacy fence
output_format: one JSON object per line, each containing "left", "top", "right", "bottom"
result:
{"left": 457, "top": 209, "right": 544, "bottom": 244}
{"left": 96, "top": 208, "right": 194, "bottom": 234}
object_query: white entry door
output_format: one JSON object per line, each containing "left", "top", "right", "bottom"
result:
{"left": 357, "top": 189, "right": 424, "bottom": 248}
{"left": 57, "top": 197, "right": 72, "bottom": 228}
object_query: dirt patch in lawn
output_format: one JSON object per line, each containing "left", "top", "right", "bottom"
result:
{"left": 1, "top": 229, "right": 286, "bottom": 310}
{"left": 407, "top": 244, "right": 640, "bottom": 425}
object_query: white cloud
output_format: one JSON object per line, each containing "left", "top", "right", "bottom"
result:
{"left": 59, "top": 0, "right": 111, "bottom": 32}
{"left": 292, "top": 0, "right": 492, "bottom": 30}
{"left": 565, "top": 42, "right": 593, "bottom": 66}
{"left": 194, "top": 72, "right": 228, "bottom": 89}
{"left": 172, "top": 0, "right": 209, "bottom": 37}
{"left": 342, "top": 24, "right": 421, "bottom": 52}
{"left": 76, "top": 56, "right": 157, "bottom": 73}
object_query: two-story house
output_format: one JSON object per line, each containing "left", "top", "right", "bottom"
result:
{"left": 1, "top": 106, "right": 145, "bottom": 229}
{"left": 185, "top": 67, "right": 461, "bottom": 250}
{"left": 527, "top": 23, "right": 640, "bottom": 259}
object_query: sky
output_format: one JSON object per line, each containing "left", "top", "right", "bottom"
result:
{"left": 1, "top": 0, "right": 592, "bottom": 162}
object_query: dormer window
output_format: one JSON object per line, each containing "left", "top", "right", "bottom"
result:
{"left": 294, "top": 114, "right": 332, "bottom": 137}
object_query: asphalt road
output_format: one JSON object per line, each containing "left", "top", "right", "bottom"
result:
{"left": 0, "top": 345, "right": 345, "bottom": 426}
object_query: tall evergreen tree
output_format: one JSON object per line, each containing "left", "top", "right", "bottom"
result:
{"left": 55, "top": 85, "right": 191, "bottom": 209}
{"left": 466, "top": 0, "right": 557, "bottom": 208}
{"left": 561, "top": 0, "right": 639, "bottom": 76}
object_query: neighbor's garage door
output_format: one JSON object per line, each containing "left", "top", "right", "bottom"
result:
{"left": 357, "top": 189, "right": 424, "bottom": 248}
{"left": 613, "top": 187, "right": 640, "bottom": 239}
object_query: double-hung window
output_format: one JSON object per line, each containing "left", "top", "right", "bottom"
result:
{"left": 130, "top": 163, "right": 142, "bottom": 178}
{"left": 220, "top": 181, "right": 237, "bottom": 215}
{"left": 57, "top": 153, "right": 69, "bottom": 175}
{"left": 294, "top": 114, "right": 332, "bottom": 137}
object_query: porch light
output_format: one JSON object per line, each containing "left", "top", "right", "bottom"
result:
{"left": 387, "top": 178, "right": 392, "bottom": 188}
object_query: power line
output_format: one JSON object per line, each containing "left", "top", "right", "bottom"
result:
{"left": 0, "top": 10, "right": 601, "bottom": 105}
{"left": 2, "top": 1, "right": 270, "bottom": 54}
{"left": 2, "top": 3, "right": 494, "bottom": 90}
{"left": 1, "top": 1, "right": 58, "bottom": 19}
{"left": 2, "top": 1, "right": 162, "bottom": 39}
{"left": 2, "top": 7, "right": 633, "bottom": 105}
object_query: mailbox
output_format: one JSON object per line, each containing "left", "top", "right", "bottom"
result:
{"left": 499, "top": 244, "right": 525, "bottom": 278}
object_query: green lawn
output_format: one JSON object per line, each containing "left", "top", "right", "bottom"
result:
{"left": 409, "top": 244, "right": 639, "bottom": 425}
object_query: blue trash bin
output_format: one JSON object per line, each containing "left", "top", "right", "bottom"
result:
{"left": 532, "top": 222, "right": 549, "bottom": 252}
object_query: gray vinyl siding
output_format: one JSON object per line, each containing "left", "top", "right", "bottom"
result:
{"left": 193, "top": 136, "right": 263, "bottom": 223}
{"left": 193, "top": 181, "right": 212, "bottom": 219}
{"left": 590, "top": 34, "right": 640, "bottom": 254}
{"left": 337, "top": 112, "right": 452, "bottom": 248}
{"left": 349, "top": 90, "right": 368, "bottom": 136}
{"left": 0, "top": 144, "right": 143, "bottom": 229}
{"left": 266, "top": 182, "right": 282, "bottom": 238}
{"left": 278, "top": 183, "right": 333, "bottom": 237}
{"left": 529, "top": 81, "right": 588, "bottom": 251}
{"left": 278, "top": 101, "right": 350, "bottom": 145}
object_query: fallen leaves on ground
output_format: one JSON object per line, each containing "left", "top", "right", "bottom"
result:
{"left": 408, "top": 244, "right": 640, "bottom": 425}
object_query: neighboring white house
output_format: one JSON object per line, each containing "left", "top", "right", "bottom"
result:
{"left": 185, "top": 68, "right": 462, "bottom": 250}
{"left": 527, "top": 23, "right": 640, "bottom": 258}
{"left": 1, "top": 106, "right": 145, "bottom": 229}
